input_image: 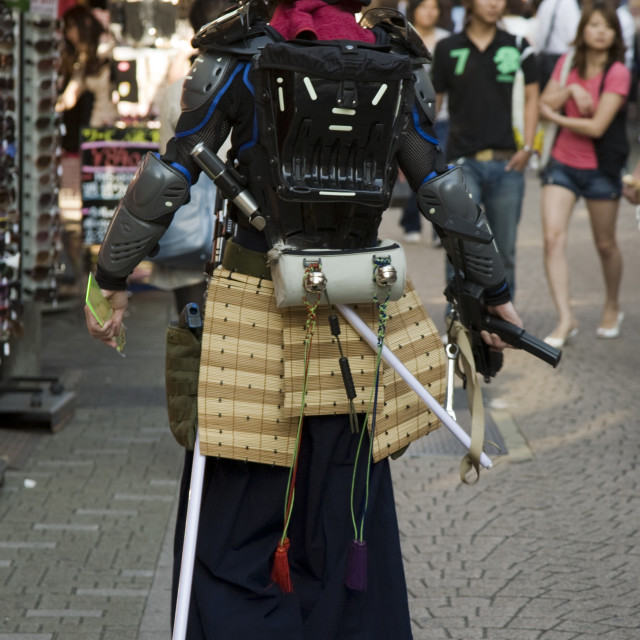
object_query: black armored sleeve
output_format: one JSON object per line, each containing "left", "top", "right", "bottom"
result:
{"left": 398, "top": 100, "right": 510, "bottom": 305}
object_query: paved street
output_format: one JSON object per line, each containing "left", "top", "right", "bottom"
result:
{"left": 1, "top": 168, "right": 639, "bottom": 639}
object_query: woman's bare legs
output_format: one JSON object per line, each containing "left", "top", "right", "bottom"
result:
{"left": 585, "top": 198, "right": 623, "bottom": 330}
{"left": 541, "top": 184, "right": 580, "bottom": 340}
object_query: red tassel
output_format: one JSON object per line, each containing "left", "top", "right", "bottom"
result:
{"left": 271, "top": 538, "right": 294, "bottom": 593}
{"left": 345, "top": 539, "right": 367, "bottom": 591}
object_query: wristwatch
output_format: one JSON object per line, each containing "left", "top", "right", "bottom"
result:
{"left": 522, "top": 145, "right": 535, "bottom": 155}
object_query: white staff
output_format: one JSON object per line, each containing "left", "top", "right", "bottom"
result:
{"left": 335, "top": 303, "right": 493, "bottom": 470}
{"left": 172, "top": 430, "right": 206, "bottom": 640}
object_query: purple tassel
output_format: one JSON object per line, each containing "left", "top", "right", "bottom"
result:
{"left": 345, "top": 539, "right": 367, "bottom": 591}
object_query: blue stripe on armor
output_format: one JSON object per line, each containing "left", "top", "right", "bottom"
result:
{"left": 171, "top": 162, "right": 192, "bottom": 185}
{"left": 238, "top": 63, "right": 258, "bottom": 155}
{"left": 489, "top": 282, "right": 509, "bottom": 296}
{"left": 412, "top": 105, "right": 439, "bottom": 146}
{"left": 175, "top": 62, "right": 246, "bottom": 139}
{"left": 421, "top": 171, "right": 438, "bottom": 184}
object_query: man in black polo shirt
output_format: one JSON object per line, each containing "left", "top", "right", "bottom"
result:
{"left": 431, "top": 0, "right": 538, "bottom": 297}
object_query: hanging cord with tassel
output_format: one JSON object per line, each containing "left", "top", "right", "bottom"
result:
{"left": 345, "top": 258, "right": 392, "bottom": 591}
{"left": 324, "top": 290, "right": 359, "bottom": 434}
{"left": 271, "top": 264, "right": 321, "bottom": 593}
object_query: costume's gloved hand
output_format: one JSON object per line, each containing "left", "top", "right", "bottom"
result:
{"left": 416, "top": 166, "right": 510, "bottom": 305}
{"left": 482, "top": 301, "right": 524, "bottom": 351}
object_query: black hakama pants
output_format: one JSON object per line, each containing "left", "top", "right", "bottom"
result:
{"left": 172, "top": 415, "right": 413, "bottom": 639}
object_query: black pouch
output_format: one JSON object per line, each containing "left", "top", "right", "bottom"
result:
{"left": 594, "top": 109, "right": 629, "bottom": 180}
{"left": 165, "top": 324, "right": 201, "bottom": 450}
{"left": 537, "top": 52, "right": 561, "bottom": 90}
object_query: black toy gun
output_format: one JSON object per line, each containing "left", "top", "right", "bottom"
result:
{"left": 444, "top": 279, "right": 562, "bottom": 381}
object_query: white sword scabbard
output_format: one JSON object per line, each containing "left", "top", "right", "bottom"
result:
{"left": 335, "top": 303, "right": 493, "bottom": 470}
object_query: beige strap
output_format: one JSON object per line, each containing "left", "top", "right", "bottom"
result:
{"left": 447, "top": 318, "right": 486, "bottom": 484}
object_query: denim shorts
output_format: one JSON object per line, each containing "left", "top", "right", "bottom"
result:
{"left": 541, "top": 159, "right": 622, "bottom": 199}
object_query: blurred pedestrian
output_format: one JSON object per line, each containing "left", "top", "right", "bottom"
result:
{"left": 534, "top": 0, "right": 580, "bottom": 90}
{"left": 400, "top": 0, "right": 451, "bottom": 244}
{"left": 622, "top": 156, "right": 640, "bottom": 204}
{"left": 539, "top": 0, "right": 630, "bottom": 347}
{"left": 149, "top": 0, "right": 227, "bottom": 314}
{"left": 431, "top": 0, "right": 539, "bottom": 297}
{"left": 56, "top": 5, "right": 117, "bottom": 152}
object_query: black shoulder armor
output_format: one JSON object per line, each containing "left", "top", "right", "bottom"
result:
{"left": 360, "top": 8, "right": 430, "bottom": 64}
{"left": 360, "top": 9, "right": 435, "bottom": 124}
{"left": 191, "top": 0, "right": 282, "bottom": 58}
{"left": 181, "top": 52, "right": 236, "bottom": 113}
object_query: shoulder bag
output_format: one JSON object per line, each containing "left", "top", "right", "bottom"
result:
{"left": 539, "top": 49, "right": 574, "bottom": 173}
{"left": 593, "top": 65, "right": 629, "bottom": 180}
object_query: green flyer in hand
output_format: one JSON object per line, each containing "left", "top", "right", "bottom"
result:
{"left": 85, "top": 274, "right": 127, "bottom": 354}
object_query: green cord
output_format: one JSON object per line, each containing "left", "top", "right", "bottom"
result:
{"left": 280, "top": 290, "right": 320, "bottom": 545}
{"left": 349, "top": 260, "right": 391, "bottom": 542}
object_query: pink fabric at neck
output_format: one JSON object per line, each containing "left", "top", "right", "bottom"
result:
{"left": 269, "top": 0, "right": 375, "bottom": 43}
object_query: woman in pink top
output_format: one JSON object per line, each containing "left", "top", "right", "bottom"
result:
{"left": 539, "top": 0, "right": 629, "bottom": 347}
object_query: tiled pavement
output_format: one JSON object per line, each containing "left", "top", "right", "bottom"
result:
{"left": 1, "top": 169, "right": 639, "bottom": 639}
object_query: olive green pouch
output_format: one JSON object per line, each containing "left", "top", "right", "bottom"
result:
{"left": 165, "top": 325, "right": 201, "bottom": 450}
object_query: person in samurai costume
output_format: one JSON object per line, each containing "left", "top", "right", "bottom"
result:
{"left": 85, "top": 0, "right": 523, "bottom": 637}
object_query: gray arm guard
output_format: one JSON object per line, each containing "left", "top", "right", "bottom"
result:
{"left": 417, "top": 167, "right": 507, "bottom": 289}
{"left": 413, "top": 65, "right": 436, "bottom": 126}
{"left": 98, "top": 152, "right": 190, "bottom": 278}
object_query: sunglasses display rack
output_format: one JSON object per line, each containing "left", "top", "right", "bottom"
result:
{"left": 0, "top": 8, "right": 75, "bottom": 433}
{"left": 20, "top": 13, "right": 63, "bottom": 310}
{"left": 1, "top": 4, "right": 21, "bottom": 359}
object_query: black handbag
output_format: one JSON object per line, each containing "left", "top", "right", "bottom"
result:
{"left": 593, "top": 65, "right": 629, "bottom": 180}
{"left": 537, "top": 52, "right": 561, "bottom": 91}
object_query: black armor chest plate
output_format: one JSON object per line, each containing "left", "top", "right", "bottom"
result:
{"left": 242, "top": 39, "right": 414, "bottom": 250}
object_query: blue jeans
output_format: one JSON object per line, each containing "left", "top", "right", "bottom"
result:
{"left": 541, "top": 159, "right": 622, "bottom": 199}
{"left": 446, "top": 157, "right": 525, "bottom": 297}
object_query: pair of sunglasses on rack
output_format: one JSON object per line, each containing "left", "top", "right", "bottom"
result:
{"left": 23, "top": 228, "right": 60, "bottom": 248}
{"left": 24, "top": 114, "right": 59, "bottom": 131}
{"left": 33, "top": 211, "right": 60, "bottom": 227}
{"left": 25, "top": 39, "right": 57, "bottom": 55}
{"left": 0, "top": 95, "right": 16, "bottom": 112}
{"left": 24, "top": 265, "right": 57, "bottom": 283}
{"left": 24, "top": 171, "right": 56, "bottom": 187}
{"left": 24, "top": 287, "right": 57, "bottom": 303}
{"left": 22, "top": 153, "right": 58, "bottom": 172}
{"left": 0, "top": 185, "right": 16, "bottom": 207}
{"left": 23, "top": 191, "right": 58, "bottom": 208}
{"left": 22, "top": 77, "right": 54, "bottom": 93}
{"left": 0, "top": 151, "right": 15, "bottom": 169}
{"left": 25, "top": 96, "right": 54, "bottom": 113}
{"left": 25, "top": 57, "right": 59, "bottom": 73}
{"left": 0, "top": 164, "right": 16, "bottom": 182}
{"left": 0, "top": 53, "right": 13, "bottom": 69}
{"left": 23, "top": 134, "right": 58, "bottom": 152}
{"left": 26, "top": 18, "right": 57, "bottom": 30}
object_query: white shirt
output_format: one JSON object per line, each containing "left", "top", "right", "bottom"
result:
{"left": 534, "top": 0, "right": 581, "bottom": 54}
{"left": 617, "top": 5, "right": 636, "bottom": 70}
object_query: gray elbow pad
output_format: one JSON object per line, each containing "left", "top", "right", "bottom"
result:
{"left": 417, "top": 167, "right": 506, "bottom": 288}
{"left": 98, "top": 153, "right": 190, "bottom": 278}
